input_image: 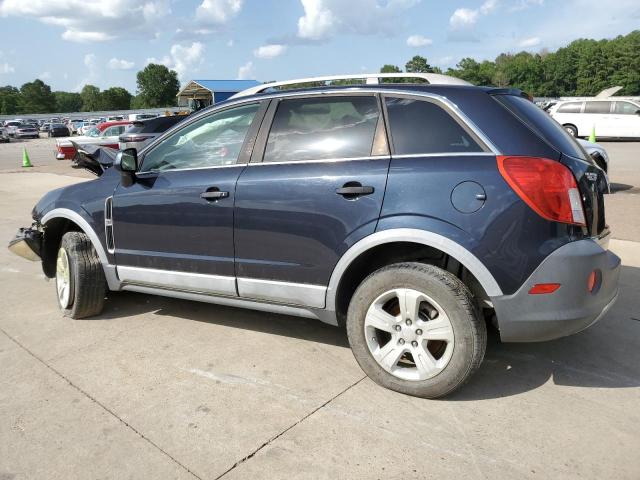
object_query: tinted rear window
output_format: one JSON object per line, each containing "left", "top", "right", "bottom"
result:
{"left": 384, "top": 97, "right": 483, "bottom": 155}
{"left": 585, "top": 101, "right": 611, "bottom": 114}
{"left": 495, "top": 95, "right": 586, "bottom": 160}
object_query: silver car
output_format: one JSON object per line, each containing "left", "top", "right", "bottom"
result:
{"left": 577, "top": 138, "right": 609, "bottom": 174}
{"left": 0, "top": 126, "right": 9, "bottom": 143}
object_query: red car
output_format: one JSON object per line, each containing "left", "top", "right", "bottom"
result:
{"left": 55, "top": 121, "right": 132, "bottom": 160}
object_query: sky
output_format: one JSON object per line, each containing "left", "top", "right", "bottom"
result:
{"left": 0, "top": 0, "right": 639, "bottom": 93}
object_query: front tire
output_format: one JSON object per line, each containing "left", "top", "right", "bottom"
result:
{"left": 346, "top": 262, "right": 486, "bottom": 398}
{"left": 563, "top": 124, "right": 578, "bottom": 137}
{"left": 55, "top": 232, "right": 106, "bottom": 318}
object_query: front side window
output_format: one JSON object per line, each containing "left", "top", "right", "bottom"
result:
{"left": 584, "top": 101, "right": 612, "bottom": 114}
{"left": 613, "top": 101, "right": 640, "bottom": 115}
{"left": 141, "top": 103, "right": 260, "bottom": 172}
{"left": 557, "top": 102, "right": 582, "bottom": 113}
{"left": 263, "top": 96, "right": 380, "bottom": 163}
{"left": 384, "top": 97, "right": 483, "bottom": 155}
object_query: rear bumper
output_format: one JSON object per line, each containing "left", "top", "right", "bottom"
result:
{"left": 492, "top": 238, "right": 621, "bottom": 342}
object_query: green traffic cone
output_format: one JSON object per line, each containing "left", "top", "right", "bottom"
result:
{"left": 589, "top": 125, "right": 596, "bottom": 143}
{"left": 22, "top": 147, "right": 33, "bottom": 168}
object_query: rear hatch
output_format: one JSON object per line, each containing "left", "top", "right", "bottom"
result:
{"left": 493, "top": 93, "right": 608, "bottom": 238}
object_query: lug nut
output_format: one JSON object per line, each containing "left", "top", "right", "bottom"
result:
{"left": 398, "top": 338, "right": 405, "bottom": 345}
{"left": 411, "top": 341, "right": 418, "bottom": 347}
{"left": 405, "top": 319, "right": 412, "bottom": 326}
{"left": 394, "top": 325, "right": 401, "bottom": 332}
{"left": 416, "top": 329, "right": 422, "bottom": 335}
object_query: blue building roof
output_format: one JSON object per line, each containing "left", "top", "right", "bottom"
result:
{"left": 191, "top": 79, "right": 261, "bottom": 92}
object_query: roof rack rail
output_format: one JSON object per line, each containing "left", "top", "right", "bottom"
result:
{"left": 230, "top": 73, "right": 472, "bottom": 99}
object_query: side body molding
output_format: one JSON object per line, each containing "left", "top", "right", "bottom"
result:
{"left": 41, "top": 208, "right": 120, "bottom": 290}
{"left": 325, "top": 228, "right": 503, "bottom": 313}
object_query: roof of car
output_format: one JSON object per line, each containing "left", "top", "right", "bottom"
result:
{"left": 96, "top": 120, "right": 132, "bottom": 130}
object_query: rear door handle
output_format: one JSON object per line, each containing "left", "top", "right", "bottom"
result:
{"left": 201, "top": 190, "right": 229, "bottom": 200}
{"left": 336, "top": 185, "right": 374, "bottom": 196}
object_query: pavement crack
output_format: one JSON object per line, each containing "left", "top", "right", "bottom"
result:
{"left": 214, "top": 375, "right": 367, "bottom": 480}
{"left": 0, "top": 326, "right": 203, "bottom": 480}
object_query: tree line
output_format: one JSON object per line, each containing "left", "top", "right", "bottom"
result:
{"left": 383, "top": 30, "right": 639, "bottom": 97}
{"left": 0, "top": 64, "right": 181, "bottom": 115}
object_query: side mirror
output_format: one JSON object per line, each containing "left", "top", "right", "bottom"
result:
{"left": 635, "top": 109, "right": 640, "bottom": 116}
{"left": 116, "top": 148, "right": 138, "bottom": 187}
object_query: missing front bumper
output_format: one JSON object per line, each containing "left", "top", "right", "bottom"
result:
{"left": 8, "top": 227, "right": 43, "bottom": 261}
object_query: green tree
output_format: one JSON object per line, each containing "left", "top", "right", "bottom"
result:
{"left": 136, "top": 63, "right": 180, "bottom": 108}
{"left": 19, "top": 79, "right": 56, "bottom": 113}
{"left": 446, "top": 58, "right": 495, "bottom": 86}
{"left": 54, "top": 91, "right": 82, "bottom": 112}
{"left": 405, "top": 55, "right": 441, "bottom": 74}
{"left": 0, "top": 85, "right": 20, "bottom": 115}
{"left": 100, "top": 87, "right": 132, "bottom": 110}
{"left": 380, "top": 64, "right": 402, "bottom": 73}
{"left": 80, "top": 85, "right": 102, "bottom": 112}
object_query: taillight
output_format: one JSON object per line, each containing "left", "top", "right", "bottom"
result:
{"left": 497, "top": 156, "right": 586, "bottom": 226}
{"left": 121, "top": 135, "right": 151, "bottom": 143}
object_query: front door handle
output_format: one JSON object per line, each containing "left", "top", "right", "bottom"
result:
{"left": 201, "top": 190, "right": 229, "bottom": 200}
{"left": 336, "top": 184, "right": 375, "bottom": 197}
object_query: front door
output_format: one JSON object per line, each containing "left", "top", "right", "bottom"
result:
{"left": 112, "top": 102, "right": 264, "bottom": 296}
{"left": 612, "top": 101, "right": 640, "bottom": 137}
{"left": 234, "top": 94, "right": 390, "bottom": 308}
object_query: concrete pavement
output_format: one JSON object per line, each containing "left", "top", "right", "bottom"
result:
{"left": 1, "top": 166, "right": 639, "bottom": 479}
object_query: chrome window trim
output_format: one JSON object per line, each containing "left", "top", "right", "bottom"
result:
{"left": 138, "top": 163, "right": 247, "bottom": 174}
{"left": 138, "top": 87, "right": 501, "bottom": 161}
{"left": 391, "top": 152, "right": 496, "bottom": 159}
{"left": 245, "top": 155, "right": 390, "bottom": 167}
{"left": 237, "top": 277, "right": 326, "bottom": 309}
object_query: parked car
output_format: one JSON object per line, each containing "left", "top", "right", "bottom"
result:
{"left": 128, "top": 113, "right": 159, "bottom": 121}
{"left": 118, "top": 115, "right": 187, "bottom": 151}
{"left": 577, "top": 138, "right": 609, "bottom": 174}
{"left": 47, "top": 123, "right": 71, "bottom": 138}
{"left": 40, "top": 123, "right": 52, "bottom": 132}
{"left": 9, "top": 73, "right": 618, "bottom": 398}
{"left": 14, "top": 124, "right": 39, "bottom": 139}
{"left": 0, "top": 125, "right": 9, "bottom": 143}
{"left": 68, "top": 120, "right": 84, "bottom": 134}
{"left": 4, "top": 121, "right": 23, "bottom": 137}
{"left": 549, "top": 99, "right": 640, "bottom": 138}
{"left": 55, "top": 121, "right": 131, "bottom": 159}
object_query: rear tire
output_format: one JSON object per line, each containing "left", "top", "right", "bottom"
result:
{"left": 55, "top": 232, "right": 106, "bottom": 319}
{"left": 563, "top": 124, "right": 578, "bottom": 137}
{"left": 346, "top": 262, "right": 486, "bottom": 398}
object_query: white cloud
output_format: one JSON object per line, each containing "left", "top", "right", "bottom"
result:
{"left": 0, "top": 0, "right": 171, "bottom": 42}
{"left": 227, "top": 39, "right": 234, "bottom": 47}
{"left": 297, "top": 0, "right": 419, "bottom": 41}
{"left": 237, "top": 61, "right": 254, "bottom": 80}
{"left": 253, "top": 44, "right": 287, "bottom": 59}
{"left": 147, "top": 42, "right": 205, "bottom": 79}
{"left": 0, "top": 62, "right": 15, "bottom": 74}
{"left": 196, "top": 0, "right": 243, "bottom": 24}
{"left": 406, "top": 35, "right": 432, "bottom": 47}
{"left": 518, "top": 36, "right": 541, "bottom": 48}
{"left": 108, "top": 58, "right": 135, "bottom": 70}
{"left": 450, "top": 8, "right": 479, "bottom": 28}
{"left": 39, "top": 71, "right": 51, "bottom": 80}
{"left": 450, "top": 0, "right": 498, "bottom": 29}
{"left": 75, "top": 53, "right": 99, "bottom": 91}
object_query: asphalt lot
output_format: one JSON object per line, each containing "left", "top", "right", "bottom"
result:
{"left": 1, "top": 137, "right": 639, "bottom": 479}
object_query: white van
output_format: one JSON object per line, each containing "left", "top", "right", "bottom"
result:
{"left": 549, "top": 99, "right": 640, "bottom": 139}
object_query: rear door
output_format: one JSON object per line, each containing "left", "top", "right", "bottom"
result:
{"left": 613, "top": 101, "right": 640, "bottom": 137}
{"left": 233, "top": 94, "right": 389, "bottom": 308}
{"left": 584, "top": 101, "right": 614, "bottom": 137}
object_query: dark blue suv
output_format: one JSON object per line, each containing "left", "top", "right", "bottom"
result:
{"left": 9, "top": 77, "right": 620, "bottom": 398}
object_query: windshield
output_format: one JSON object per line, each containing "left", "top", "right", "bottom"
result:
{"left": 86, "top": 127, "right": 100, "bottom": 137}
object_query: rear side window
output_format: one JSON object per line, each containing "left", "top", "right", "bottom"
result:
{"left": 264, "top": 96, "right": 379, "bottom": 163}
{"left": 614, "top": 101, "right": 640, "bottom": 115}
{"left": 495, "top": 95, "right": 586, "bottom": 160}
{"left": 557, "top": 102, "right": 582, "bottom": 113}
{"left": 384, "top": 97, "right": 483, "bottom": 155}
{"left": 584, "top": 101, "right": 611, "bottom": 114}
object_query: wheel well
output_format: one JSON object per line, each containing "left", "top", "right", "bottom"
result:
{"left": 41, "top": 218, "right": 82, "bottom": 277}
{"left": 563, "top": 123, "right": 578, "bottom": 134}
{"left": 334, "top": 241, "right": 489, "bottom": 326}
